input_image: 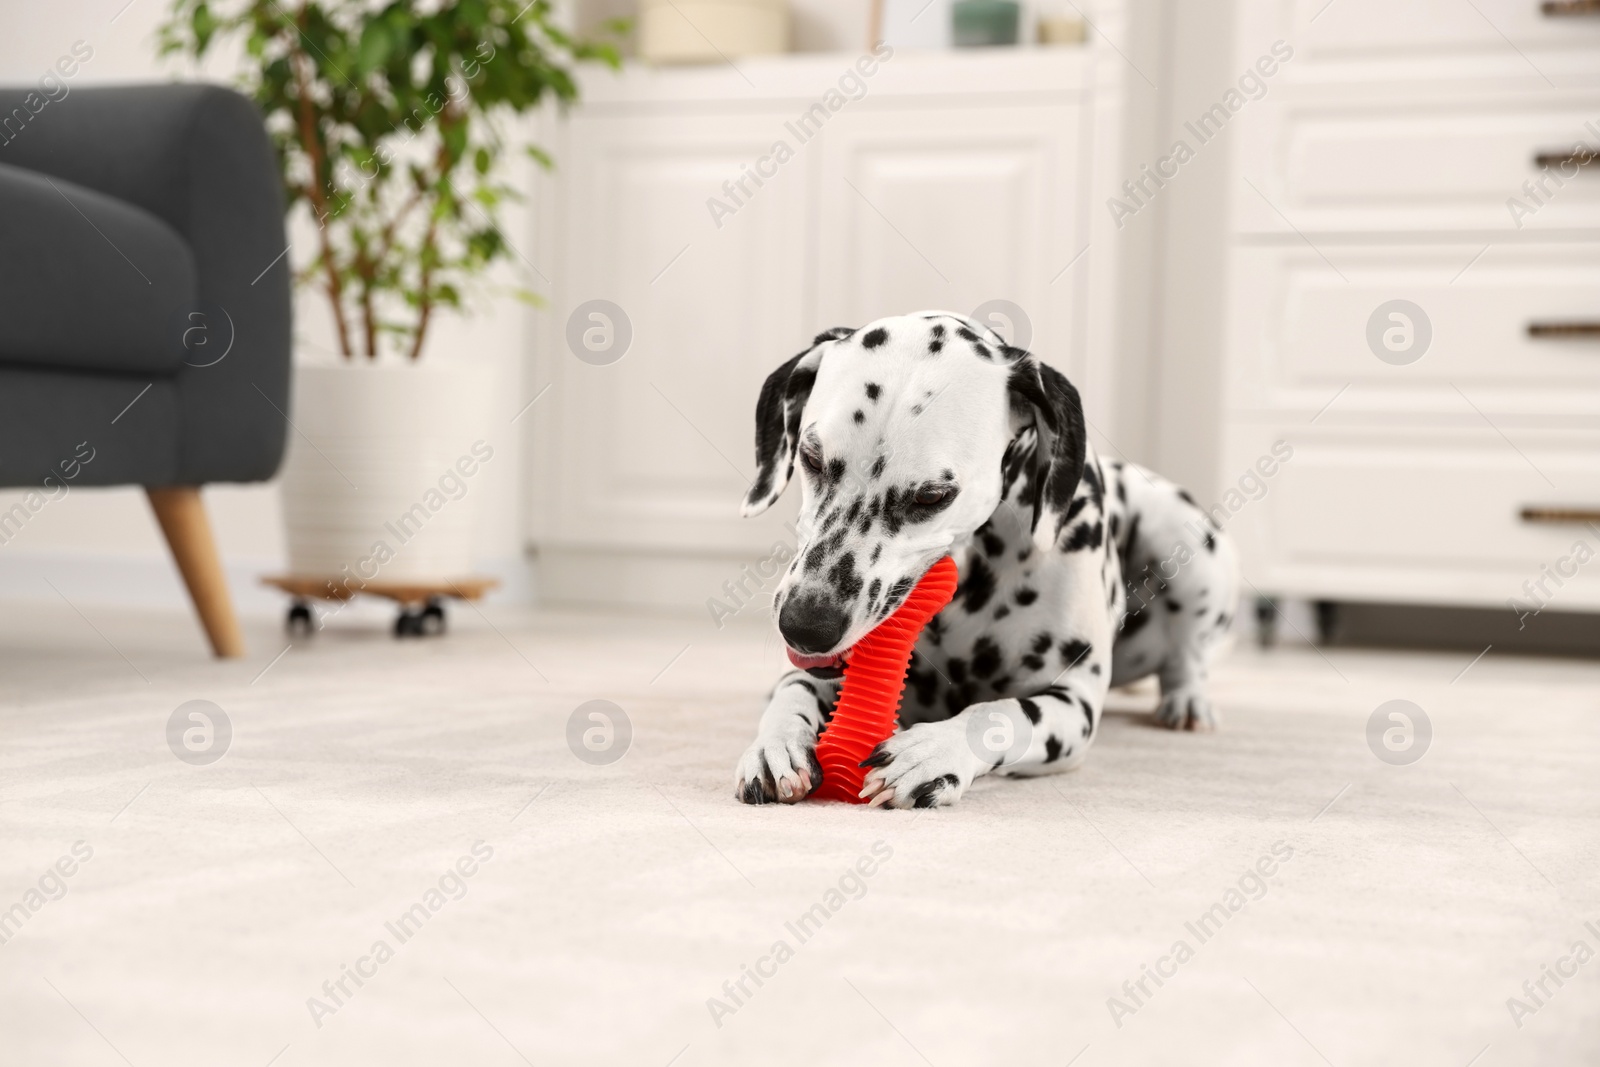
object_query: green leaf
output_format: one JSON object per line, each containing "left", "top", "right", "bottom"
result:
{"left": 357, "top": 20, "right": 392, "bottom": 75}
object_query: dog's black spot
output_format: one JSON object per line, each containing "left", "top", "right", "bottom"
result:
{"left": 957, "top": 326, "right": 978, "bottom": 342}
{"left": 1032, "top": 632, "right": 1053, "bottom": 655}
{"left": 931, "top": 324, "right": 946, "bottom": 338}
{"left": 908, "top": 666, "right": 938, "bottom": 707}
{"left": 946, "top": 658, "right": 968, "bottom": 685}
{"left": 829, "top": 552, "right": 862, "bottom": 600}
{"left": 1021, "top": 653, "right": 1046, "bottom": 671}
{"left": 1064, "top": 496, "right": 1088, "bottom": 523}
{"left": 826, "top": 458, "right": 845, "bottom": 482}
{"left": 981, "top": 530, "right": 1005, "bottom": 557}
{"left": 1178, "top": 488, "right": 1197, "bottom": 507}
{"left": 853, "top": 410, "right": 865, "bottom": 424}
{"left": 1018, "top": 698, "right": 1042, "bottom": 725}
{"left": 1059, "top": 639, "right": 1092, "bottom": 669}
{"left": 990, "top": 673, "right": 1012, "bottom": 693}
{"left": 911, "top": 774, "right": 960, "bottom": 808}
{"left": 1195, "top": 606, "right": 1208, "bottom": 616}
{"left": 870, "top": 455, "right": 886, "bottom": 480}
{"left": 1081, "top": 702, "right": 1094, "bottom": 736}
{"left": 862, "top": 328, "right": 888, "bottom": 349}
{"left": 971, "top": 637, "right": 1002, "bottom": 678}
{"left": 929, "top": 339, "right": 944, "bottom": 354}
{"left": 1044, "top": 735, "right": 1063, "bottom": 763}
{"left": 925, "top": 614, "right": 945, "bottom": 644}
{"left": 959, "top": 555, "right": 997, "bottom": 613}
{"left": 1108, "top": 512, "right": 1121, "bottom": 540}
{"left": 865, "top": 382, "right": 881, "bottom": 401}
{"left": 1121, "top": 604, "right": 1150, "bottom": 638}
{"left": 1167, "top": 600, "right": 1182, "bottom": 613}
{"left": 993, "top": 605, "right": 1011, "bottom": 620}
{"left": 1014, "top": 587, "right": 1038, "bottom": 606}
{"left": 1063, "top": 521, "right": 1103, "bottom": 553}
{"left": 1204, "top": 531, "right": 1216, "bottom": 552}
{"left": 881, "top": 486, "right": 905, "bottom": 536}
{"left": 943, "top": 686, "right": 974, "bottom": 717}
{"left": 804, "top": 541, "right": 827, "bottom": 573}
{"left": 1089, "top": 663, "right": 1101, "bottom": 676}
{"left": 870, "top": 543, "right": 882, "bottom": 564}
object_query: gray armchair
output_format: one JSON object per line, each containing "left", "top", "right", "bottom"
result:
{"left": 0, "top": 83, "right": 291, "bottom": 657}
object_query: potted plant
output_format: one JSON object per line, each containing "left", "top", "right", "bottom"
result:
{"left": 159, "top": 0, "right": 619, "bottom": 591}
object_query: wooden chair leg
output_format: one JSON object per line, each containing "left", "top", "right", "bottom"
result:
{"left": 146, "top": 486, "right": 246, "bottom": 658}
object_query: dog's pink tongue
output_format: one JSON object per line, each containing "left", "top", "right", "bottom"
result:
{"left": 787, "top": 649, "right": 841, "bottom": 670}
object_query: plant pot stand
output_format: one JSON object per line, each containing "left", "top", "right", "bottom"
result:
{"left": 262, "top": 576, "right": 499, "bottom": 638}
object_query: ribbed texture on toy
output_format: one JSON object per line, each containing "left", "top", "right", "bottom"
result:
{"left": 809, "top": 555, "right": 958, "bottom": 803}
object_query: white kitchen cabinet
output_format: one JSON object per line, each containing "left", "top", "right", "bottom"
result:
{"left": 528, "top": 34, "right": 1143, "bottom": 608}
{"left": 1222, "top": 0, "right": 1600, "bottom": 615}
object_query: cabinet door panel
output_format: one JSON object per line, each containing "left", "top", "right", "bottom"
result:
{"left": 1223, "top": 424, "right": 1600, "bottom": 609}
{"left": 1226, "top": 243, "right": 1600, "bottom": 422}
{"left": 814, "top": 105, "right": 1083, "bottom": 372}
{"left": 1235, "top": 93, "right": 1600, "bottom": 234}
{"left": 1239, "top": 0, "right": 1600, "bottom": 67}
{"left": 538, "top": 112, "right": 807, "bottom": 552}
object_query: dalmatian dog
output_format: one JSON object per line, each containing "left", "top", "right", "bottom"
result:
{"left": 732, "top": 312, "right": 1239, "bottom": 808}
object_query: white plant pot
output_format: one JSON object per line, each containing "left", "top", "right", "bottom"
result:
{"left": 281, "top": 362, "right": 493, "bottom": 584}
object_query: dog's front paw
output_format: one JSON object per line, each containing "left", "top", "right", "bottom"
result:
{"left": 858, "top": 721, "right": 980, "bottom": 809}
{"left": 733, "top": 728, "right": 822, "bottom": 805}
{"left": 1155, "top": 687, "right": 1218, "bottom": 732}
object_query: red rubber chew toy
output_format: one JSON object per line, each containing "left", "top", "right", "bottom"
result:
{"left": 809, "top": 555, "right": 959, "bottom": 803}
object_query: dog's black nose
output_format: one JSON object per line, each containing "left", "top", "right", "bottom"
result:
{"left": 779, "top": 593, "right": 849, "bottom": 654}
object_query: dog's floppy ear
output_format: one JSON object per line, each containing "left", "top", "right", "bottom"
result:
{"left": 741, "top": 329, "right": 849, "bottom": 516}
{"left": 1005, "top": 355, "right": 1087, "bottom": 538}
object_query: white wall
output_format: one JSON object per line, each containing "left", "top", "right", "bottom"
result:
{"left": 0, "top": 0, "right": 535, "bottom": 615}
{"left": 1145, "top": 0, "right": 1238, "bottom": 504}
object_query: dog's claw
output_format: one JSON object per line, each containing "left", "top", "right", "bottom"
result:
{"left": 733, "top": 727, "right": 821, "bottom": 805}
{"left": 858, "top": 744, "right": 891, "bottom": 770}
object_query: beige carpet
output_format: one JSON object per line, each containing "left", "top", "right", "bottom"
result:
{"left": 1, "top": 601, "right": 1597, "bottom": 1067}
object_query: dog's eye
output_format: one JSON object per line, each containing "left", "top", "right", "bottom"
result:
{"left": 801, "top": 451, "right": 823, "bottom": 473}
{"left": 914, "top": 486, "right": 951, "bottom": 507}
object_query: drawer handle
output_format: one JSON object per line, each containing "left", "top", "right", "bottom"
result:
{"left": 1543, "top": 0, "right": 1600, "bottom": 14}
{"left": 1533, "top": 148, "right": 1598, "bottom": 170}
{"left": 1528, "top": 322, "right": 1600, "bottom": 338}
{"left": 1521, "top": 507, "right": 1600, "bottom": 524}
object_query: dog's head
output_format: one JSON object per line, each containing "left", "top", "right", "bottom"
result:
{"left": 741, "top": 311, "right": 1086, "bottom": 674}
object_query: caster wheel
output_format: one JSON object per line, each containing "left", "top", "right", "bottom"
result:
{"left": 395, "top": 610, "right": 425, "bottom": 638}
{"left": 419, "top": 599, "right": 446, "bottom": 636}
{"left": 1254, "top": 596, "right": 1279, "bottom": 649}
{"left": 287, "top": 601, "right": 314, "bottom": 635}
